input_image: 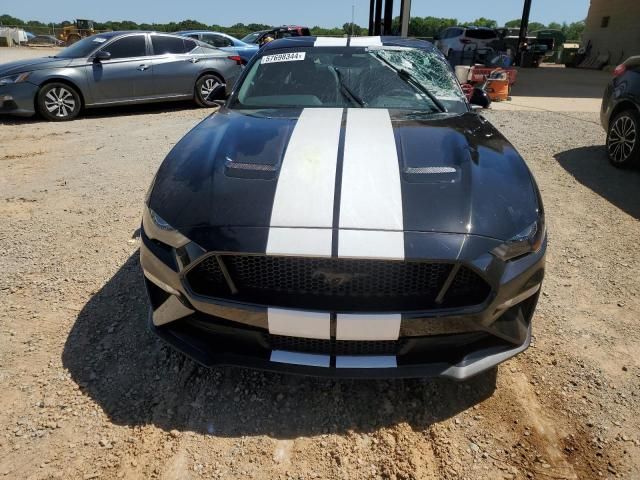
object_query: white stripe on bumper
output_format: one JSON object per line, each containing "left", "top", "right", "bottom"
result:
{"left": 336, "top": 313, "right": 401, "bottom": 340}
{"left": 267, "top": 108, "right": 343, "bottom": 256}
{"left": 268, "top": 308, "right": 331, "bottom": 339}
{"left": 336, "top": 356, "right": 397, "bottom": 368}
{"left": 271, "top": 351, "right": 331, "bottom": 367}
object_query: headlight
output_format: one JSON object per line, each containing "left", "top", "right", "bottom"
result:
{"left": 0, "top": 72, "right": 31, "bottom": 86}
{"left": 142, "top": 205, "right": 190, "bottom": 248}
{"left": 492, "top": 216, "right": 546, "bottom": 261}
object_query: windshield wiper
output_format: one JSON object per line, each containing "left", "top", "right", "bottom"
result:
{"left": 329, "top": 66, "right": 366, "bottom": 107}
{"left": 371, "top": 52, "right": 446, "bottom": 113}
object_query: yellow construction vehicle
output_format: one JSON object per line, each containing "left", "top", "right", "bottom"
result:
{"left": 59, "top": 19, "right": 95, "bottom": 45}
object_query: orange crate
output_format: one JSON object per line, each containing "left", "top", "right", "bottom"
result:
{"left": 470, "top": 67, "right": 518, "bottom": 85}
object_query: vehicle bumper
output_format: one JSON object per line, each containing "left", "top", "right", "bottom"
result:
{"left": 140, "top": 228, "right": 545, "bottom": 380}
{"left": 0, "top": 82, "right": 38, "bottom": 117}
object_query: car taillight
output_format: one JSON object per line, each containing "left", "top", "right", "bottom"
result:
{"left": 461, "top": 38, "right": 472, "bottom": 44}
{"left": 228, "top": 55, "right": 245, "bottom": 66}
{"left": 613, "top": 64, "right": 626, "bottom": 77}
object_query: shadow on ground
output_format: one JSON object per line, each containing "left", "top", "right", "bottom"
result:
{"left": 0, "top": 101, "right": 205, "bottom": 125}
{"left": 555, "top": 146, "right": 640, "bottom": 221}
{"left": 510, "top": 66, "right": 611, "bottom": 99}
{"left": 62, "top": 253, "right": 496, "bottom": 438}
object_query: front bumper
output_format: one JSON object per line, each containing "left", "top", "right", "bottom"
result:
{"left": 140, "top": 228, "right": 545, "bottom": 380}
{"left": 0, "top": 82, "right": 38, "bottom": 117}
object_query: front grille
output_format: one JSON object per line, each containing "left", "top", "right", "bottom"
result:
{"left": 185, "top": 254, "right": 490, "bottom": 312}
{"left": 268, "top": 335, "right": 407, "bottom": 356}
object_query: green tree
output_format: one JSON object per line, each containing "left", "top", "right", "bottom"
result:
{"left": 0, "top": 14, "right": 23, "bottom": 25}
{"left": 464, "top": 17, "right": 498, "bottom": 29}
{"left": 504, "top": 19, "right": 521, "bottom": 28}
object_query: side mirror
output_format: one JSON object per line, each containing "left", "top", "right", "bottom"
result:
{"left": 470, "top": 87, "right": 491, "bottom": 109}
{"left": 93, "top": 50, "right": 111, "bottom": 62}
{"left": 207, "top": 83, "right": 227, "bottom": 102}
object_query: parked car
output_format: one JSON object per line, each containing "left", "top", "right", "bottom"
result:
{"left": 601, "top": 55, "right": 640, "bottom": 167}
{"left": 26, "top": 34, "right": 65, "bottom": 47}
{"left": 141, "top": 36, "right": 546, "bottom": 380}
{"left": 175, "top": 30, "right": 258, "bottom": 63}
{"left": 0, "top": 31, "right": 243, "bottom": 121}
{"left": 435, "top": 26, "right": 499, "bottom": 58}
{"left": 241, "top": 25, "right": 311, "bottom": 45}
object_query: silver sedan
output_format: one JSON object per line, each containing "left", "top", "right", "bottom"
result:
{"left": 0, "top": 31, "right": 243, "bottom": 121}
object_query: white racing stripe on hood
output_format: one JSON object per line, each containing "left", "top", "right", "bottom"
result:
{"left": 314, "top": 37, "right": 348, "bottom": 47}
{"left": 267, "top": 108, "right": 343, "bottom": 256}
{"left": 339, "top": 109, "right": 404, "bottom": 259}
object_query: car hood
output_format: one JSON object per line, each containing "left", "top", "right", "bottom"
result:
{"left": 0, "top": 57, "right": 73, "bottom": 76}
{"left": 149, "top": 108, "right": 540, "bottom": 246}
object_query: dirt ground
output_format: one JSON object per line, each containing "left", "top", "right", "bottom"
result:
{"left": 1, "top": 60, "right": 639, "bottom": 479}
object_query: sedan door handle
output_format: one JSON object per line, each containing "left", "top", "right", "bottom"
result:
{"left": 137, "top": 64, "right": 150, "bottom": 71}
{"left": 188, "top": 58, "right": 200, "bottom": 63}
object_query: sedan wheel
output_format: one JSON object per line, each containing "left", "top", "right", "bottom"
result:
{"left": 195, "top": 74, "right": 224, "bottom": 107}
{"left": 37, "top": 83, "right": 81, "bottom": 121}
{"left": 607, "top": 110, "right": 640, "bottom": 168}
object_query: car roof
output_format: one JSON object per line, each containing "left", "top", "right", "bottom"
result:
{"left": 261, "top": 36, "right": 438, "bottom": 53}
{"left": 175, "top": 30, "right": 232, "bottom": 36}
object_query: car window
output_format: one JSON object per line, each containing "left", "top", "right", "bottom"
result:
{"left": 232, "top": 47, "right": 466, "bottom": 113}
{"left": 184, "top": 39, "right": 197, "bottom": 52}
{"left": 203, "top": 34, "right": 233, "bottom": 48}
{"left": 151, "top": 35, "right": 188, "bottom": 55}
{"left": 241, "top": 32, "right": 262, "bottom": 44}
{"left": 465, "top": 29, "right": 497, "bottom": 40}
{"left": 186, "top": 34, "right": 199, "bottom": 39}
{"left": 56, "top": 34, "right": 114, "bottom": 58}
{"left": 102, "top": 35, "right": 147, "bottom": 59}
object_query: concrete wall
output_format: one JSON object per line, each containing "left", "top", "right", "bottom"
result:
{"left": 583, "top": 0, "right": 640, "bottom": 64}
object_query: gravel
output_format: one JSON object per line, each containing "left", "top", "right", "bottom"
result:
{"left": 0, "top": 103, "right": 639, "bottom": 479}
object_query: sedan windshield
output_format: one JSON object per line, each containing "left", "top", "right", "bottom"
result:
{"left": 241, "top": 32, "right": 262, "bottom": 44}
{"left": 54, "top": 34, "right": 113, "bottom": 58}
{"left": 231, "top": 46, "right": 467, "bottom": 113}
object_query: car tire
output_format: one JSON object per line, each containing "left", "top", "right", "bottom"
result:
{"left": 607, "top": 109, "right": 640, "bottom": 168}
{"left": 194, "top": 74, "right": 225, "bottom": 108}
{"left": 37, "top": 83, "right": 81, "bottom": 121}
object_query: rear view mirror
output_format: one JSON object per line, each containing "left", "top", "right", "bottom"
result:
{"left": 94, "top": 50, "right": 111, "bottom": 62}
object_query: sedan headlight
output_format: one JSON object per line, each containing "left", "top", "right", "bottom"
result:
{"left": 492, "top": 216, "right": 546, "bottom": 261}
{"left": 0, "top": 72, "right": 31, "bottom": 86}
{"left": 142, "top": 205, "right": 190, "bottom": 248}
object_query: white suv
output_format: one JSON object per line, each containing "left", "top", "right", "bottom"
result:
{"left": 435, "top": 26, "right": 499, "bottom": 58}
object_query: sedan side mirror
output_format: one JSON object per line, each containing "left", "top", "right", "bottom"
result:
{"left": 470, "top": 87, "right": 491, "bottom": 109}
{"left": 93, "top": 50, "right": 111, "bottom": 62}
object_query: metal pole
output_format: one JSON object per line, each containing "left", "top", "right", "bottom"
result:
{"left": 400, "top": 0, "right": 411, "bottom": 37}
{"left": 383, "top": 0, "right": 394, "bottom": 35}
{"left": 368, "top": 0, "right": 375, "bottom": 35}
{"left": 516, "top": 0, "right": 533, "bottom": 65}
{"left": 351, "top": 2, "right": 356, "bottom": 36}
{"left": 374, "top": 0, "right": 383, "bottom": 35}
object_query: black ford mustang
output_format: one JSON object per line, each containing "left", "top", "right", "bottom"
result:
{"left": 141, "top": 37, "right": 546, "bottom": 380}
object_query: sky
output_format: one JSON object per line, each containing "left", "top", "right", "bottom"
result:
{"left": 5, "top": 0, "right": 591, "bottom": 27}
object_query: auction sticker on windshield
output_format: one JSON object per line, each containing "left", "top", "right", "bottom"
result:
{"left": 262, "top": 52, "right": 306, "bottom": 64}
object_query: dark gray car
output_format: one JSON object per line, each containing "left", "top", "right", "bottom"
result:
{"left": 0, "top": 31, "right": 243, "bottom": 121}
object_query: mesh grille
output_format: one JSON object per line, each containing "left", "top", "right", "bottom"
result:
{"left": 268, "top": 335, "right": 406, "bottom": 356}
{"left": 186, "top": 254, "right": 490, "bottom": 311}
